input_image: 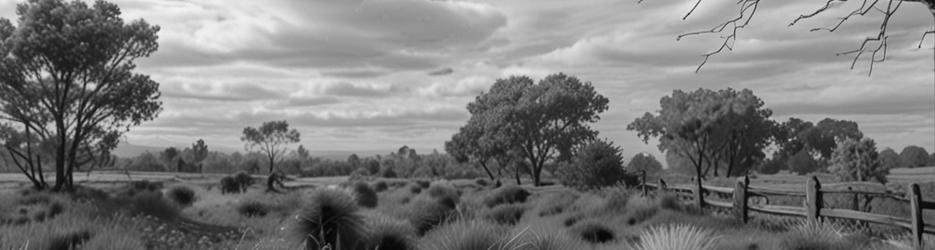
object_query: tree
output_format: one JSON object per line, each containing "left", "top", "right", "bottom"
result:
{"left": 879, "top": 147, "right": 902, "bottom": 170}
{"left": 0, "top": 0, "right": 162, "bottom": 191}
{"left": 787, "top": 149, "right": 820, "bottom": 175}
{"left": 191, "top": 139, "right": 208, "bottom": 173}
{"left": 161, "top": 147, "right": 179, "bottom": 171}
{"left": 899, "top": 145, "right": 931, "bottom": 168}
{"left": 296, "top": 145, "right": 310, "bottom": 159}
{"left": 560, "top": 139, "right": 635, "bottom": 190}
{"left": 456, "top": 74, "right": 610, "bottom": 186}
{"left": 663, "top": 0, "right": 935, "bottom": 74}
{"left": 628, "top": 88, "right": 773, "bottom": 182}
{"left": 241, "top": 120, "right": 300, "bottom": 173}
{"left": 627, "top": 152, "right": 663, "bottom": 176}
{"left": 445, "top": 117, "right": 505, "bottom": 181}
{"left": 828, "top": 138, "right": 886, "bottom": 183}
{"left": 773, "top": 117, "right": 863, "bottom": 168}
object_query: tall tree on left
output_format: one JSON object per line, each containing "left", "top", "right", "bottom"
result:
{"left": 0, "top": 0, "right": 162, "bottom": 192}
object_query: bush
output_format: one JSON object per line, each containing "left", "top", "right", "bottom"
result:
{"left": 420, "top": 220, "right": 517, "bottom": 250}
{"left": 407, "top": 197, "right": 456, "bottom": 235}
{"left": 130, "top": 180, "right": 163, "bottom": 192}
{"left": 415, "top": 180, "right": 430, "bottom": 188}
{"left": 166, "top": 186, "right": 197, "bottom": 207}
{"left": 631, "top": 224, "right": 719, "bottom": 250}
{"left": 350, "top": 182, "right": 378, "bottom": 208}
{"left": 484, "top": 204, "right": 527, "bottom": 225}
{"left": 426, "top": 184, "right": 461, "bottom": 209}
{"left": 381, "top": 168, "right": 398, "bottom": 178}
{"left": 128, "top": 191, "right": 179, "bottom": 220}
{"left": 234, "top": 172, "right": 254, "bottom": 192}
{"left": 409, "top": 185, "right": 423, "bottom": 194}
{"left": 219, "top": 176, "right": 240, "bottom": 194}
{"left": 238, "top": 201, "right": 269, "bottom": 217}
{"left": 560, "top": 140, "right": 638, "bottom": 190}
{"left": 601, "top": 184, "right": 631, "bottom": 213}
{"left": 570, "top": 221, "right": 615, "bottom": 244}
{"left": 483, "top": 185, "right": 530, "bottom": 208}
{"left": 474, "top": 178, "right": 490, "bottom": 187}
{"left": 374, "top": 181, "right": 389, "bottom": 192}
{"left": 294, "top": 188, "right": 367, "bottom": 250}
{"left": 367, "top": 216, "right": 418, "bottom": 250}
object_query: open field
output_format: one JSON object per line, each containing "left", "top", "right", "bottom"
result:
{"left": 1, "top": 172, "right": 934, "bottom": 250}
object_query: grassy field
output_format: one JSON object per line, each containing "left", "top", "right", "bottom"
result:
{"left": 0, "top": 172, "right": 933, "bottom": 250}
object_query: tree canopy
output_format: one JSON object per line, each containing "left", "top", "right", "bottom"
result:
{"left": 627, "top": 152, "right": 663, "bottom": 177}
{"left": 241, "top": 120, "right": 300, "bottom": 174}
{"left": 828, "top": 137, "right": 886, "bottom": 183}
{"left": 899, "top": 145, "right": 931, "bottom": 168}
{"left": 0, "top": 0, "right": 162, "bottom": 191}
{"left": 450, "top": 73, "right": 609, "bottom": 186}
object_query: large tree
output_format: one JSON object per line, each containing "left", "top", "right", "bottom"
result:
{"left": 241, "top": 120, "right": 300, "bottom": 173}
{"left": 899, "top": 145, "right": 931, "bottom": 167}
{"left": 0, "top": 0, "right": 162, "bottom": 191}
{"left": 879, "top": 147, "right": 902, "bottom": 170}
{"left": 627, "top": 152, "right": 664, "bottom": 177}
{"left": 828, "top": 137, "right": 886, "bottom": 183}
{"left": 455, "top": 74, "right": 609, "bottom": 186}
{"left": 191, "top": 139, "right": 208, "bottom": 173}
{"left": 628, "top": 88, "right": 773, "bottom": 181}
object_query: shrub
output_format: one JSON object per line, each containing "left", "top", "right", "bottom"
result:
{"left": 130, "top": 180, "right": 163, "bottom": 192}
{"left": 601, "top": 184, "right": 631, "bottom": 212}
{"left": 421, "top": 220, "right": 517, "bottom": 250}
{"left": 415, "top": 180, "right": 430, "bottom": 188}
{"left": 238, "top": 201, "right": 270, "bottom": 217}
{"left": 47, "top": 230, "right": 93, "bottom": 250}
{"left": 219, "top": 176, "right": 240, "bottom": 194}
{"left": 294, "top": 188, "right": 367, "bottom": 250}
{"left": 407, "top": 197, "right": 456, "bottom": 235}
{"left": 381, "top": 168, "right": 398, "bottom": 178}
{"left": 570, "top": 221, "right": 615, "bottom": 244}
{"left": 166, "top": 186, "right": 197, "bottom": 207}
{"left": 484, "top": 204, "right": 527, "bottom": 225}
{"left": 474, "top": 178, "right": 490, "bottom": 187}
{"left": 483, "top": 185, "right": 530, "bottom": 208}
{"left": 560, "top": 140, "right": 638, "bottom": 190}
{"left": 631, "top": 224, "right": 719, "bottom": 250}
{"left": 350, "top": 182, "right": 378, "bottom": 208}
{"left": 234, "top": 172, "right": 254, "bottom": 192}
{"left": 374, "top": 181, "right": 389, "bottom": 192}
{"left": 426, "top": 184, "right": 461, "bottom": 208}
{"left": 128, "top": 191, "right": 179, "bottom": 220}
{"left": 367, "top": 216, "right": 418, "bottom": 250}
{"left": 409, "top": 185, "right": 423, "bottom": 194}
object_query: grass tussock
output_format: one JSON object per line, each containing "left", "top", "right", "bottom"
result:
{"left": 631, "top": 224, "right": 719, "bottom": 250}
{"left": 237, "top": 200, "right": 270, "bottom": 217}
{"left": 420, "top": 219, "right": 523, "bottom": 250}
{"left": 779, "top": 220, "right": 870, "bottom": 250}
{"left": 484, "top": 204, "right": 527, "bottom": 225}
{"left": 351, "top": 181, "right": 379, "bottom": 208}
{"left": 484, "top": 185, "right": 531, "bottom": 208}
{"left": 569, "top": 220, "right": 615, "bottom": 244}
{"left": 407, "top": 196, "right": 457, "bottom": 235}
{"left": 366, "top": 214, "right": 419, "bottom": 250}
{"left": 293, "top": 188, "right": 367, "bottom": 250}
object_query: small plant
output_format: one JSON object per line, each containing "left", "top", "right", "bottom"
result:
{"left": 631, "top": 224, "right": 719, "bottom": 250}
{"left": 166, "top": 186, "right": 197, "bottom": 207}
{"left": 484, "top": 204, "right": 527, "bottom": 225}
{"left": 350, "top": 182, "right": 378, "bottom": 208}
{"left": 570, "top": 221, "right": 615, "bottom": 244}
{"left": 238, "top": 201, "right": 269, "bottom": 217}
{"left": 483, "top": 185, "right": 530, "bottom": 208}
{"left": 293, "top": 188, "right": 367, "bottom": 250}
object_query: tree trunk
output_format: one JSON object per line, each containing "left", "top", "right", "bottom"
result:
{"left": 268, "top": 156, "right": 275, "bottom": 174}
{"left": 514, "top": 164, "right": 521, "bottom": 185}
{"left": 479, "top": 161, "right": 496, "bottom": 181}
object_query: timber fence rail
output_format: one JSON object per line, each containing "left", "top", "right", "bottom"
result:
{"left": 637, "top": 172, "right": 935, "bottom": 249}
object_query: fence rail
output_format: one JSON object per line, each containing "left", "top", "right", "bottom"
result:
{"left": 638, "top": 172, "right": 934, "bottom": 249}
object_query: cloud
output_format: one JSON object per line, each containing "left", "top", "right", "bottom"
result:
{"left": 428, "top": 67, "right": 454, "bottom": 76}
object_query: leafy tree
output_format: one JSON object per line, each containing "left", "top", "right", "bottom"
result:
{"left": 161, "top": 147, "right": 179, "bottom": 171}
{"left": 191, "top": 139, "right": 208, "bottom": 173}
{"left": 560, "top": 139, "right": 635, "bottom": 190}
{"left": 773, "top": 117, "right": 863, "bottom": 169}
{"left": 628, "top": 88, "right": 773, "bottom": 183}
{"left": 899, "top": 145, "right": 930, "bottom": 168}
{"left": 879, "top": 148, "right": 902, "bottom": 170}
{"left": 445, "top": 117, "right": 505, "bottom": 181}
{"left": 457, "top": 73, "right": 610, "bottom": 186}
{"left": 296, "top": 145, "right": 310, "bottom": 159}
{"left": 787, "top": 150, "right": 820, "bottom": 175}
{"left": 0, "top": 0, "right": 162, "bottom": 191}
{"left": 828, "top": 138, "right": 886, "bottom": 183}
{"left": 241, "top": 120, "right": 300, "bottom": 173}
{"left": 627, "top": 153, "right": 663, "bottom": 176}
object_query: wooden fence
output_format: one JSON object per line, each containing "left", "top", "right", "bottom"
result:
{"left": 638, "top": 172, "right": 935, "bottom": 249}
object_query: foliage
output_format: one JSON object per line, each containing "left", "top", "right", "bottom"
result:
{"left": 407, "top": 196, "right": 456, "bottom": 235}
{"left": 366, "top": 215, "right": 418, "bottom": 250}
{"left": 127, "top": 191, "right": 179, "bottom": 220}
{"left": 426, "top": 184, "right": 461, "bottom": 209}
{"left": 0, "top": 0, "right": 162, "bottom": 191}
{"left": 631, "top": 224, "right": 719, "bottom": 250}
{"left": 900, "top": 145, "right": 930, "bottom": 168}
{"left": 166, "top": 186, "right": 196, "bottom": 207}
{"left": 787, "top": 150, "right": 820, "bottom": 175}
{"left": 452, "top": 73, "right": 610, "bottom": 186}
{"left": 293, "top": 188, "right": 367, "bottom": 250}
{"left": 373, "top": 181, "right": 389, "bottom": 192}
{"left": 350, "top": 181, "right": 378, "bottom": 208}
{"left": 241, "top": 120, "right": 301, "bottom": 174}
{"left": 879, "top": 148, "right": 902, "bottom": 170}
{"left": 483, "top": 204, "right": 527, "bottom": 225}
{"left": 628, "top": 153, "right": 663, "bottom": 177}
{"left": 828, "top": 138, "right": 886, "bottom": 183}
{"left": 628, "top": 88, "right": 773, "bottom": 181}
{"left": 570, "top": 221, "right": 615, "bottom": 244}
{"left": 757, "top": 156, "right": 785, "bottom": 175}
{"left": 778, "top": 220, "right": 867, "bottom": 250}
{"left": 483, "top": 185, "right": 531, "bottom": 208}
{"left": 420, "top": 219, "right": 518, "bottom": 250}
{"left": 237, "top": 201, "right": 269, "bottom": 217}
{"left": 560, "top": 139, "right": 636, "bottom": 190}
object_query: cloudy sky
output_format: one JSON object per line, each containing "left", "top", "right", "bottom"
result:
{"left": 1, "top": 0, "right": 933, "bottom": 158}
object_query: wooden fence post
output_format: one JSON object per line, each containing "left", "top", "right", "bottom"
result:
{"left": 909, "top": 183, "right": 923, "bottom": 250}
{"left": 641, "top": 170, "right": 648, "bottom": 197}
{"left": 806, "top": 175, "right": 822, "bottom": 223}
{"left": 659, "top": 179, "right": 667, "bottom": 193}
{"left": 734, "top": 176, "right": 750, "bottom": 223}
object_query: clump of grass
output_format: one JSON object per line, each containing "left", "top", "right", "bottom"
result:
{"left": 484, "top": 185, "right": 531, "bottom": 208}
{"left": 374, "top": 181, "right": 389, "bottom": 192}
{"left": 601, "top": 184, "right": 631, "bottom": 212}
{"left": 293, "top": 188, "right": 367, "bottom": 250}
{"left": 522, "top": 225, "right": 583, "bottom": 250}
{"left": 410, "top": 185, "right": 423, "bottom": 194}
{"left": 47, "top": 230, "right": 92, "bottom": 250}
{"left": 237, "top": 201, "right": 270, "bottom": 217}
{"left": 127, "top": 191, "right": 179, "bottom": 220}
{"left": 166, "top": 186, "right": 197, "bottom": 207}
{"left": 426, "top": 184, "right": 461, "bottom": 208}
{"left": 778, "top": 220, "right": 867, "bottom": 250}
{"left": 350, "top": 181, "right": 378, "bottom": 208}
{"left": 631, "top": 224, "right": 720, "bottom": 250}
{"left": 407, "top": 197, "right": 457, "bottom": 235}
{"left": 420, "top": 219, "right": 521, "bottom": 250}
{"left": 484, "top": 204, "right": 527, "bottom": 225}
{"left": 570, "top": 221, "right": 615, "bottom": 244}
{"left": 536, "top": 192, "right": 579, "bottom": 217}
{"left": 366, "top": 215, "right": 418, "bottom": 250}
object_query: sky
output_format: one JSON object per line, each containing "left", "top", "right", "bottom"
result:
{"left": 1, "top": 0, "right": 934, "bottom": 159}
